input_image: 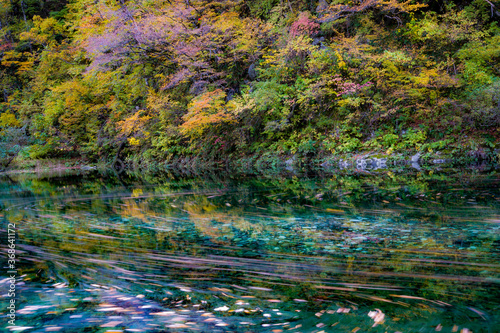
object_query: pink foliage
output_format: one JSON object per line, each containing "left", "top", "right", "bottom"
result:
{"left": 332, "top": 76, "right": 373, "bottom": 96}
{"left": 0, "top": 42, "right": 13, "bottom": 51}
{"left": 82, "top": 1, "right": 265, "bottom": 93}
{"left": 290, "top": 12, "right": 320, "bottom": 37}
{"left": 338, "top": 81, "right": 373, "bottom": 95}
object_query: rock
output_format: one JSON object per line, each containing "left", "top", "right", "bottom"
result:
{"left": 285, "top": 156, "right": 296, "bottom": 172}
{"left": 410, "top": 153, "right": 422, "bottom": 170}
{"left": 411, "top": 152, "right": 421, "bottom": 162}
{"left": 312, "top": 37, "right": 326, "bottom": 49}
{"left": 312, "top": 37, "right": 325, "bottom": 45}
{"left": 226, "top": 88, "right": 235, "bottom": 101}
{"left": 432, "top": 159, "right": 449, "bottom": 164}
{"left": 356, "top": 159, "right": 367, "bottom": 169}
{"left": 320, "top": 160, "right": 333, "bottom": 167}
{"left": 372, "top": 158, "right": 387, "bottom": 169}
{"left": 316, "top": 0, "right": 329, "bottom": 14}
{"left": 248, "top": 63, "right": 257, "bottom": 80}
{"left": 411, "top": 161, "right": 421, "bottom": 171}
{"left": 338, "top": 159, "right": 350, "bottom": 169}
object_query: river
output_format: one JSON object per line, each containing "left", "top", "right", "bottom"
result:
{"left": 0, "top": 168, "right": 499, "bottom": 332}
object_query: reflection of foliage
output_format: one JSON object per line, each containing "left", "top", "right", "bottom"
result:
{"left": 1, "top": 171, "right": 499, "bottom": 331}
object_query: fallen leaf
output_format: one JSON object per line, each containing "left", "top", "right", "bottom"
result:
{"left": 100, "top": 321, "right": 123, "bottom": 328}
{"left": 326, "top": 209, "right": 345, "bottom": 213}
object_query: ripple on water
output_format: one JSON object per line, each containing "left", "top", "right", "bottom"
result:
{"left": 0, "top": 173, "right": 499, "bottom": 332}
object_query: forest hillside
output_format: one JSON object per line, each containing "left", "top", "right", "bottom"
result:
{"left": 1, "top": 0, "right": 499, "bottom": 169}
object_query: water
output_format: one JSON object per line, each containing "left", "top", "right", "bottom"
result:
{"left": 0, "top": 170, "right": 499, "bottom": 332}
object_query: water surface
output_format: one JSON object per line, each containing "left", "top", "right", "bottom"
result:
{"left": 1, "top": 170, "right": 499, "bottom": 332}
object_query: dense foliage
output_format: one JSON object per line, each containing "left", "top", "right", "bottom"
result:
{"left": 0, "top": 0, "right": 499, "bottom": 168}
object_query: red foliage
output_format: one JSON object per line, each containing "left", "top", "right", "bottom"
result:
{"left": 290, "top": 12, "right": 320, "bottom": 37}
{"left": 0, "top": 42, "right": 14, "bottom": 52}
{"left": 332, "top": 75, "right": 373, "bottom": 96}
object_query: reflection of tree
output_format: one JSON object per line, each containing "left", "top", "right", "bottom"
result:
{"left": 1, "top": 170, "right": 499, "bottom": 320}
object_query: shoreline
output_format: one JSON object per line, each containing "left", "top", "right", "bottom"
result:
{"left": 2, "top": 149, "right": 498, "bottom": 176}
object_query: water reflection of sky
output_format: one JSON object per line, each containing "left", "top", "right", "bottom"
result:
{"left": 0, "top": 171, "right": 499, "bottom": 332}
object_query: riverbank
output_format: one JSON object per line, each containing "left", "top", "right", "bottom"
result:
{"left": 3, "top": 148, "right": 499, "bottom": 177}
{"left": 1, "top": 0, "right": 499, "bottom": 187}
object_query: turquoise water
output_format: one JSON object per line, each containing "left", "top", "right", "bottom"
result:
{"left": 0, "top": 170, "right": 499, "bottom": 332}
